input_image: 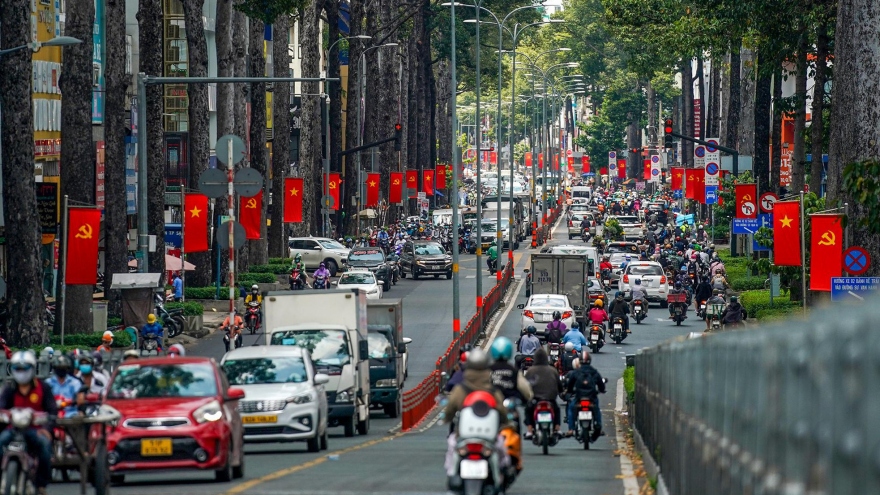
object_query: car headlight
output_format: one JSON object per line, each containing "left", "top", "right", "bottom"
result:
{"left": 287, "top": 392, "right": 316, "bottom": 405}
{"left": 377, "top": 263, "right": 386, "bottom": 269}
{"left": 368, "top": 289, "right": 379, "bottom": 295}
{"left": 416, "top": 261, "right": 426, "bottom": 266}
{"left": 335, "top": 388, "right": 354, "bottom": 403}
{"left": 375, "top": 379, "right": 397, "bottom": 388}
{"left": 193, "top": 400, "right": 223, "bottom": 424}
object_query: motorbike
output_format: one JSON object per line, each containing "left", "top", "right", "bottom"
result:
{"left": 314, "top": 276, "right": 330, "bottom": 290}
{"left": 518, "top": 355, "right": 534, "bottom": 373}
{"left": 588, "top": 324, "right": 604, "bottom": 353}
{"left": 707, "top": 302, "right": 725, "bottom": 331}
{"left": 547, "top": 343, "right": 561, "bottom": 366}
{"left": 600, "top": 268, "right": 613, "bottom": 288}
{"left": 697, "top": 300, "right": 707, "bottom": 319}
{"left": 448, "top": 392, "right": 507, "bottom": 495}
{"left": 141, "top": 332, "right": 160, "bottom": 353}
{"left": 245, "top": 302, "right": 261, "bottom": 335}
{"left": 531, "top": 400, "right": 559, "bottom": 455}
{"left": 154, "top": 294, "right": 185, "bottom": 338}
{"left": 667, "top": 293, "right": 689, "bottom": 326}
{"left": 289, "top": 267, "right": 307, "bottom": 290}
{"left": 487, "top": 257, "right": 498, "bottom": 275}
{"left": 571, "top": 396, "right": 597, "bottom": 450}
{"left": 0, "top": 409, "right": 48, "bottom": 495}
{"left": 581, "top": 227, "right": 591, "bottom": 243}
{"left": 610, "top": 316, "right": 626, "bottom": 344}
{"left": 631, "top": 299, "right": 647, "bottom": 324}
{"left": 223, "top": 325, "right": 243, "bottom": 352}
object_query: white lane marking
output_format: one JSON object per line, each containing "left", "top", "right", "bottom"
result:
{"left": 481, "top": 277, "right": 525, "bottom": 349}
{"left": 616, "top": 377, "right": 640, "bottom": 495}
{"left": 465, "top": 275, "right": 476, "bottom": 279}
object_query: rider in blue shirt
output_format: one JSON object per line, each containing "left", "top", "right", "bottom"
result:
{"left": 141, "top": 313, "right": 165, "bottom": 350}
{"left": 45, "top": 356, "right": 82, "bottom": 417}
{"left": 562, "top": 323, "right": 588, "bottom": 351}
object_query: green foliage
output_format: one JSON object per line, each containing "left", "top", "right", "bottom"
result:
{"left": 739, "top": 290, "right": 800, "bottom": 319}
{"left": 623, "top": 366, "right": 635, "bottom": 404}
{"left": 269, "top": 257, "right": 291, "bottom": 265}
{"left": 185, "top": 287, "right": 230, "bottom": 300}
{"left": 731, "top": 278, "right": 766, "bottom": 292}
{"left": 238, "top": 272, "right": 279, "bottom": 284}
{"left": 604, "top": 218, "right": 623, "bottom": 240}
{"left": 842, "top": 159, "right": 880, "bottom": 234}
{"left": 234, "top": 0, "right": 308, "bottom": 25}
{"left": 107, "top": 317, "right": 123, "bottom": 327}
{"left": 164, "top": 302, "right": 204, "bottom": 316}
{"left": 755, "top": 307, "right": 800, "bottom": 321}
{"left": 248, "top": 264, "right": 291, "bottom": 275}
{"left": 40, "top": 329, "right": 133, "bottom": 351}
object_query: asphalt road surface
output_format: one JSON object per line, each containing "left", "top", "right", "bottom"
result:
{"left": 54, "top": 220, "right": 699, "bottom": 495}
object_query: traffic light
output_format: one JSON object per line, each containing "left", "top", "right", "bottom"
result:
{"left": 394, "top": 123, "right": 402, "bottom": 151}
{"left": 663, "top": 118, "right": 674, "bottom": 147}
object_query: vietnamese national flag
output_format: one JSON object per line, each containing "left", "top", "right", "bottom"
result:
{"left": 183, "top": 193, "right": 209, "bottom": 252}
{"left": 423, "top": 169, "right": 435, "bottom": 196}
{"left": 406, "top": 170, "right": 418, "bottom": 198}
{"left": 694, "top": 171, "right": 706, "bottom": 203}
{"left": 435, "top": 165, "right": 446, "bottom": 189}
{"left": 525, "top": 153, "right": 532, "bottom": 168}
{"left": 324, "top": 173, "right": 341, "bottom": 210}
{"left": 582, "top": 155, "right": 589, "bottom": 170}
{"left": 810, "top": 214, "right": 844, "bottom": 291}
{"left": 643, "top": 160, "right": 651, "bottom": 180}
{"left": 284, "top": 178, "right": 303, "bottom": 223}
{"left": 389, "top": 172, "right": 403, "bottom": 203}
{"left": 65, "top": 207, "right": 102, "bottom": 285}
{"left": 490, "top": 151, "right": 497, "bottom": 165}
{"left": 239, "top": 191, "right": 263, "bottom": 240}
{"left": 685, "top": 169, "right": 698, "bottom": 198}
{"left": 671, "top": 167, "right": 684, "bottom": 190}
{"left": 538, "top": 154, "right": 543, "bottom": 169}
{"left": 773, "top": 200, "right": 801, "bottom": 266}
{"left": 735, "top": 184, "right": 757, "bottom": 218}
{"left": 366, "top": 173, "right": 380, "bottom": 207}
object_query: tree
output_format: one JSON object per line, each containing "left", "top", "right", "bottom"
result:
{"left": 299, "top": 0, "right": 321, "bottom": 234}
{"left": 269, "top": 14, "right": 291, "bottom": 258}
{"left": 324, "top": 0, "right": 343, "bottom": 235}
{"left": 103, "top": 0, "right": 129, "bottom": 313}
{"left": 59, "top": 0, "right": 96, "bottom": 334}
{"left": 0, "top": 0, "right": 48, "bottom": 346}
{"left": 247, "top": 16, "right": 268, "bottom": 266}
{"left": 342, "top": 0, "right": 365, "bottom": 235}
{"left": 213, "top": 0, "right": 233, "bottom": 282}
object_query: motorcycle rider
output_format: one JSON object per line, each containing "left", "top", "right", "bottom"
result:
{"left": 607, "top": 292, "right": 631, "bottom": 334}
{"left": 313, "top": 262, "right": 332, "bottom": 289}
{"left": 244, "top": 284, "right": 263, "bottom": 328}
{"left": 140, "top": 313, "right": 164, "bottom": 351}
{"left": 721, "top": 295, "right": 747, "bottom": 328}
{"left": 490, "top": 337, "right": 534, "bottom": 403}
{"left": 46, "top": 355, "right": 82, "bottom": 417}
{"left": 75, "top": 354, "right": 107, "bottom": 396}
{"left": 444, "top": 344, "right": 473, "bottom": 393}
{"left": 96, "top": 331, "right": 114, "bottom": 353}
{"left": 629, "top": 279, "right": 648, "bottom": 318}
{"left": 705, "top": 289, "right": 727, "bottom": 330}
{"left": 564, "top": 350, "right": 606, "bottom": 439}
{"left": 668, "top": 281, "right": 689, "bottom": 319}
{"left": 0, "top": 351, "right": 57, "bottom": 495}
{"left": 560, "top": 342, "right": 579, "bottom": 373}
{"left": 587, "top": 297, "right": 609, "bottom": 341}
{"left": 694, "top": 276, "right": 713, "bottom": 315}
{"left": 562, "top": 323, "right": 587, "bottom": 352}
{"left": 599, "top": 255, "right": 613, "bottom": 274}
{"left": 544, "top": 311, "right": 567, "bottom": 344}
{"left": 515, "top": 326, "right": 541, "bottom": 368}
{"left": 221, "top": 310, "right": 244, "bottom": 352}
{"left": 122, "top": 349, "right": 140, "bottom": 362}
{"left": 377, "top": 227, "right": 390, "bottom": 253}
{"left": 711, "top": 269, "right": 730, "bottom": 294}
{"left": 523, "top": 349, "right": 563, "bottom": 440}
{"left": 289, "top": 257, "right": 308, "bottom": 289}
{"left": 620, "top": 255, "right": 632, "bottom": 272}
{"left": 487, "top": 240, "right": 499, "bottom": 272}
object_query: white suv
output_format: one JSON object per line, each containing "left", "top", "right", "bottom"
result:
{"left": 619, "top": 261, "right": 669, "bottom": 307}
{"left": 288, "top": 237, "right": 350, "bottom": 276}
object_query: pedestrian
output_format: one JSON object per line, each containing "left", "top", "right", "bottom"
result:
{"left": 172, "top": 272, "right": 183, "bottom": 302}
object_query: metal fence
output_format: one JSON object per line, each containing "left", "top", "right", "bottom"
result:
{"left": 634, "top": 300, "right": 880, "bottom": 495}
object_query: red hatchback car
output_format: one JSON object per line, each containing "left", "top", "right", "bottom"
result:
{"left": 102, "top": 357, "right": 246, "bottom": 484}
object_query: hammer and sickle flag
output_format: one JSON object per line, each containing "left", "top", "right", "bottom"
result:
{"left": 324, "top": 173, "right": 341, "bottom": 211}
{"left": 284, "top": 177, "right": 304, "bottom": 223}
{"left": 239, "top": 191, "right": 263, "bottom": 240}
{"left": 406, "top": 170, "right": 419, "bottom": 199}
{"left": 435, "top": 165, "right": 447, "bottom": 190}
{"left": 184, "top": 193, "right": 210, "bottom": 253}
{"left": 810, "top": 214, "right": 844, "bottom": 291}
{"left": 735, "top": 183, "right": 758, "bottom": 219}
{"left": 65, "top": 207, "right": 101, "bottom": 285}
{"left": 389, "top": 172, "right": 403, "bottom": 204}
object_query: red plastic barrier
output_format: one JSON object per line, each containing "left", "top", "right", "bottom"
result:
{"left": 401, "top": 370, "right": 440, "bottom": 431}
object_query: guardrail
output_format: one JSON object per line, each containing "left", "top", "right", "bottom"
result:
{"left": 401, "top": 263, "right": 516, "bottom": 431}
{"left": 633, "top": 301, "right": 876, "bottom": 495}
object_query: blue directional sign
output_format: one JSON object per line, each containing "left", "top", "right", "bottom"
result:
{"left": 672, "top": 190, "right": 683, "bottom": 200}
{"left": 831, "top": 277, "right": 880, "bottom": 302}
{"left": 731, "top": 214, "right": 772, "bottom": 234}
{"left": 705, "top": 186, "right": 718, "bottom": 204}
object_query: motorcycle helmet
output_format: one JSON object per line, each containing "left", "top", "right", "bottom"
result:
{"left": 43, "top": 347, "right": 55, "bottom": 359}
{"left": 571, "top": 358, "right": 581, "bottom": 370}
{"left": 460, "top": 343, "right": 474, "bottom": 356}
{"left": 123, "top": 349, "right": 140, "bottom": 361}
{"left": 571, "top": 321, "right": 580, "bottom": 330}
{"left": 168, "top": 343, "right": 186, "bottom": 357}
{"left": 580, "top": 350, "right": 592, "bottom": 365}
{"left": 466, "top": 348, "right": 491, "bottom": 371}
{"left": 147, "top": 313, "right": 157, "bottom": 324}
{"left": 615, "top": 291, "right": 624, "bottom": 299}
{"left": 526, "top": 326, "right": 537, "bottom": 335}
{"left": 294, "top": 253, "right": 303, "bottom": 263}
{"left": 101, "top": 331, "right": 114, "bottom": 344}
{"left": 319, "top": 262, "right": 326, "bottom": 269}
{"left": 490, "top": 337, "right": 514, "bottom": 361}
{"left": 10, "top": 351, "right": 37, "bottom": 385}
{"left": 674, "top": 281, "right": 683, "bottom": 289}
{"left": 53, "top": 355, "right": 73, "bottom": 377}
{"left": 552, "top": 311, "right": 562, "bottom": 320}
{"left": 713, "top": 289, "right": 724, "bottom": 296}
{"left": 625, "top": 255, "right": 631, "bottom": 261}
{"left": 564, "top": 342, "right": 575, "bottom": 352}
{"left": 251, "top": 284, "right": 259, "bottom": 291}
{"left": 594, "top": 299, "right": 604, "bottom": 308}
{"left": 634, "top": 278, "right": 642, "bottom": 286}
{"left": 92, "top": 351, "right": 104, "bottom": 367}
{"left": 730, "top": 296, "right": 739, "bottom": 303}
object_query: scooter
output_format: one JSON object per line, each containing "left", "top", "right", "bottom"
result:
{"left": 610, "top": 316, "right": 626, "bottom": 344}
{"left": 0, "top": 409, "right": 48, "bottom": 495}
{"left": 314, "top": 276, "right": 330, "bottom": 290}
{"left": 141, "top": 332, "right": 160, "bottom": 353}
{"left": 532, "top": 400, "right": 559, "bottom": 455}
{"left": 588, "top": 324, "right": 604, "bottom": 353}
{"left": 518, "top": 355, "right": 534, "bottom": 373}
{"left": 448, "top": 392, "right": 507, "bottom": 495}
{"left": 668, "top": 293, "right": 689, "bottom": 326}
{"left": 487, "top": 257, "right": 498, "bottom": 275}
{"left": 571, "top": 396, "right": 597, "bottom": 450}
{"left": 547, "top": 343, "right": 561, "bottom": 366}
{"left": 289, "top": 267, "right": 307, "bottom": 290}
{"left": 223, "top": 325, "right": 243, "bottom": 352}
{"left": 632, "top": 299, "right": 647, "bottom": 324}
{"left": 245, "top": 302, "right": 261, "bottom": 335}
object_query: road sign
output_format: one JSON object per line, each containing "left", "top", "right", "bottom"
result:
{"left": 233, "top": 168, "right": 264, "bottom": 197}
{"left": 705, "top": 186, "right": 718, "bottom": 204}
{"left": 215, "top": 134, "right": 246, "bottom": 165}
{"left": 732, "top": 214, "right": 772, "bottom": 234}
{"left": 321, "top": 195, "right": 335, "bottom": 208}
{"left": 705, "top": 161, "right": 720, "bottom": 186}
{"left": 567, "top": 149, "right": 573, "bottom": 157}
{"left": 831, "top": 277, "right": 880, "bottom": 302}
{"left": 417, "top": 192, "right": 426, "bottom": 200}
{"left": 760, "top": 192, "right": 778, "bottom": 213}
{"left": 651, "top": 168, "right": 660, "bottom": 176}
{"left": 844, "top": 246, "right": 871, "bottom": 276}
{"left": 706, "top": 139, "right": 719, "bottom": 153}
{"left": 197, "top": 168, "right": 229, "bottom": 198}
{"left": 215, "top": 220, "right": 246, "bottom": 250}
{"left": 651, "top": 155, "right": 660, "bottom": 164}
{"left": 740, "top": 198, "right": 757, "bottom": 217}
{"left": 609, "top": 151, "right": 616, "bottom": 159}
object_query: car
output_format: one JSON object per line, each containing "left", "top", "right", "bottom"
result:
{"left": 604, "top": 241, "right": 639, "bottom": 256}
{"left": 619, "top": 261, "right": 670, "bottom": 307}
{"left": 479, "top": 219, "right": 518, "bottom": 249}
{"left": 518, "top": 294, "right": 575, "bottom": 339}
{"left": 567, "top": 212, "right": 598, "bottom": 239}
{"left": 221, "top": 346, "right": 330, "bottom": 450}
{"left": 103, "top": 357, "right": 245, "bottom": 484}
{"left": 335, "top": 269, "right": 383, "bottom": 299}
{"left": 288, "top": 237, "right": 349, "bottom": 276}
{"left": 611, "top": 215, "right": 645, "bottom": 240}
{"left": 399, "top": 240, "right": 452, "bottom": 280}
{"left": 345, "top": 248, "right": 392, "bottom": 291}
{"left": 587, "top": 277, "right": 608, "bottom": 304}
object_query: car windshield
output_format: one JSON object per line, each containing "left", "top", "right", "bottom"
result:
{"left": 223, "top": 357, "right": 308, "bottom": 385}
{"left": 481, "top": 220, "right": 509, "bottom": 231}
{"left": 318, "top": 239, "right": 346, "bottom": 250}
{"left": 414, "top": 243, "right": 445, "bottom": 255}
{"left": 269, "top": 329, "right": 351, "bottom": 368}
{"left": 349, "top": 250, "right": 384, "bottom": 262}
{"left": 628, "top": 265, "right": 664, "bottom": 276}
{"left": 108, "top": 363, "right": 218, "bottom": 399}
{"left": 340, "top": 272, "right": 376, "bottom": 285}
{"left": 610, "top": 253, "right": 630, "bottom": 264}
{"left": 529, "top": 297, "right": 567, "bottom": 308}
{"left": 615, "top": 217, "right": 641, "bottom": 224}
{"left": 606, "top": 244, "right": 638, "bottom": 254}
{"left": 367, "top": 332, "right": 394, "bottom": 359}
{"left": 550, "top": 247, "right": 589, "bottom": 256}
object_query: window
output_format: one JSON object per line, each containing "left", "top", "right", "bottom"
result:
{"left": 367, "top": 332, "right": 394, "bottom": 359}
{"left": 223, "top": 357, "right": 309, "bottom": 385}
{"left": 108, "top": 363, "right": 218, "bottom": 399}
{"left": 627, "top": 265, "right": 664, "bottom": 276}
{"left": 339, "top": 272, "right": 375, "bottom": 285}
{"left": 270, "top": 329, "right": 351, "bottom": 370}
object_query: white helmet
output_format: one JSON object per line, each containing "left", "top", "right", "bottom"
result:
{"left": 564, "top": 342, "right": 575, "bottom": 352}
{"left": 251, "top": 284, "right": 259, "bottom": 291}
{"left": 10, "top": 351, "right": 37, "bottom": 384}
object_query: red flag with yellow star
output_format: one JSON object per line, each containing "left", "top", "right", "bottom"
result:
{"left": 671, "top": 167, "right": 684, "bottom": 190}
{"left": 284, "top": 178, "right": 303, "bottom": 223}
{"left": 183, "top": 193, "right": 209, "bottom": 253}
{"left": 366, "top": 173, "right": 380, "bottom": 207}
{"left": 810, "top": 214, "right": 843, "bottom": 291}
{"left": 423, "top": 169, "right": 434, "bottom": 196}
{"left": 239, "top": 191, "right": 262, "bottom": 240}
{"left": 773, "top": 201, "right": 800, "bottom": 266}
{"left": 65, "top": 207, "right": 102, "bottom": 284}
{"left": 389, "top": 172, "right": 403, "bottom": 204}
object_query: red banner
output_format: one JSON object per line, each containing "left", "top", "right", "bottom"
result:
{"left": 685, "top": 169, "right": 698, "bottom": 198}
{"left": 324, "top": 173, "right": 340, "bottom": 210}
{"left": 671, "top": 167, "right": 684, "bottom": 190}
{"left": 694, "top": 171, "right": 706, "bottom": 203}
{"left": 617, "top": 159, "right": 626, "bottom": 179}
{"left": 366, "top": 173, "right": 380, "bottom": 207}
{"left": 435, "top": 165, "right": 446, "bottom": 189}
{"left": 567, "top": 156, "right": 575, "bottom": 175}
{"left": 582, "top": 155, "right": 589, "bottom": 169}
{"left": 390, "top": 172, "right": 403, "bottom": 203}
{"left": 735, "top": 184, "right": 757, "bottom": 218}
{"left": 773, "top": 201, "right": 801, "bottom": 266}
{"left": 490, "top": 151, "right": 497, "bottom": 165}
{"left": 284, "top": 178, "right": 303, "bottom": 223}
{"left": 423, "top": 169, "right": 435, "bottom": 196}
{"left": 599, "top": 167, "right": 608, "bottom": 175}
{"left": 643, "top": 160, "right": 651, "bottom": 180}
{"left": 525, "top": 153, "right": 532, "bottom": 168}
{"left": 65, "top": 208, "right": 102, "bottom": 285}
{"left": 239, "top": 191, "right": 262, "bottom": 240}
{"left": 183, "top": 193, "right": 209, "bottom": 252}
{"left": 810, "top": 214, "right": 843, "bottom": 291}
{"left": 406, "top": 170, "right": 418, "bottom": 198}
{"left": 538, "top": 153, "right": 544, "bottom": 169}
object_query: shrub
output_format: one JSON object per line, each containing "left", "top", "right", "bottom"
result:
{"left": 164, "top": 301, "right": 204, "bottom": 316}
{"left": 237, "top": 272, "right": 278, "bottom": 284}
{"left": 45, "top": 329, "right": 133, "bottom": 349}
{"left": 755, "top": 307, "right": 801, "bottom": 321}
{"left": 248, "top": 264, "right": 290, "bottom": 275}
{"left": 185, "top": 287, "right": 230, "bottom": 299}
{"left": 623, "top": 366, "right": 635, "bottom": 404}
{"left": 731, "top": 278, "right": 766, "bottom": 292}
{"left": 269, "top": 257, "right": 291, "bottom": 265}
{"left": 739, "top": 290, "right": 800, "bottom": 318}
{"left": 107, "top": 316, "right": 123, "bottom": 327}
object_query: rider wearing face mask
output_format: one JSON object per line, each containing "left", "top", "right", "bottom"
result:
{"left": 46, "top": 355, "right": 82, "bottom": 417}
{"left": 75, "top": 354, "right": 107, "bottom": 396}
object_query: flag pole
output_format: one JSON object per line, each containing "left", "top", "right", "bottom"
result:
{"left": 59, "top": 195, "right": 69, "bottom": 346}
{"left": 800, "top": 190, "right": 806, "bottom": 316}
{"left": 180, "top": 187, "right": 185, "bottom": 302}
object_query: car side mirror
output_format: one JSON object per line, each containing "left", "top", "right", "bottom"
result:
{"left": 312, "top": 246, "right": 322, "bottom": 250}
{"left": 314, "top": 373, "right": 330, "bottom": 386}
{"left": 331, "top": 280, "right": 338, "bottom": 286}
{"left": 226, "top": 388, "right": 245, "bottom": 401}
{"left": 522, "top": 268, "right": 530, "bottom": 274}
{"left": 397, "top": 343, "right": 407, "bottom": 354}
{"left": 516, "top": 303, "right": 525, "bottom": 309}
{"left": 359, "top": 340, "right": 369, "bottom": 360}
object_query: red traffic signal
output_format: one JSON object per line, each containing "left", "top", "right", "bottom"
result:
{"left": 394, "top": 123, "right": 402, "bottom": 131}
{"left": 664, "top": 119, "right": 673, "bottom": 134}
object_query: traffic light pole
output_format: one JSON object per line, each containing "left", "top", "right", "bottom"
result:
{"left": 667, "top": 131, "right": 740, "bottom": 175}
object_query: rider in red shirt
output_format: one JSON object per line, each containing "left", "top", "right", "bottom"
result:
{"left": 599, "top": 256, "right": 613, "bottom": 272}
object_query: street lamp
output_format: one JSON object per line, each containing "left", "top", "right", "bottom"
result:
{"left": 0, "top": 36, "right": 82, "bottom": 57}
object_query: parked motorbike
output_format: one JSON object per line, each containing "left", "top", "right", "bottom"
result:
{"left": 0, "top": 409, "right": 48, "bottom": 495}
{"left": 448, "top": 392, "right": 507, "bottom": 495}
{"left": 245, "top": 302, "right": 260, "bottom": 335}
{"left": 631, "top": 299, "right": 647, "bottom": 324}
{"left": 223, "top": 325, "right": 243, "bottom": 352}
{"left": 610, "top": 316, "right": 626, "bottom": 344}
{"left": 531, "top": 400, "right": 559, "bottom": 455}
{"left": 154, "top": 294, "right": 185, "bottom": 338}
{"left": 588, "top": 324, "right": 604, "bottom": 353}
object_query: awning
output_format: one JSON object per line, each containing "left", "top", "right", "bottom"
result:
{"left": 127, "top": 255, "right": 195, "bottom": 271}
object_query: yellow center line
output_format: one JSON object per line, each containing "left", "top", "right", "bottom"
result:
{"left": 222, "top": 433, "right": 404, "bottom": 495}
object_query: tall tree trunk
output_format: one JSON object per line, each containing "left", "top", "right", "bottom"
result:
{"left": 231, "top": 10, "right": 250, "bottom": 272}
{"left": 646, "top": 82, "right": 656, "bottom": 146}
{"left": 809, "top": 19, "right": 829, "bottom": 196}
{"left": 343, "top": 0, "right": 365, "bottom": 235}
{"left": 681, "top": 62, "right": 694, "bottom": 167}
{"left": 827, "top": 0, "right": 880, "bottom": 272}
{"left": 696, "top": 55, "right": 705, "bottom": 138}
{"left": 0, "top": 0, "right": 48, "bottom": 346}
{"left": 246, "top": 17, "right": 268, "bottom": 266}
{"left": 269, "top": 15, "right": 291, "bottom": 258}
{"left": 59, "top": 0, "right": 96, "bottom": 334}
{"left": 213, "top": 0, "right": 233, "bottom": 285}
{"left": 436, "top": 59, "right": 452, "bottom": 163}
{"left": 790, "top": 31, "right": 808, "bottom": 194}
{"left": 753, "top": 54, "right": 772, "bottom": 191}
{"left": 708, "top": 62, "right": 718, "bottom": 137}
{"left": 725, "top": 40, "right": 742, "bottom": 152}
{"left": 738, "top": 46, "right": 756, "bottom": 157}
{"left": 324, "top": 0, "right": 343, "bottom": 235}
{"left": 138, "top": 0, "right": 166, "bottom": 280}
{"left": 104, "top": 0, "right": 128, "bottom": 314}
{"left": 300, "top": 0, "right": 321, "bottom": 235}
{"left": 183, "top": 0, "right": 212, "bottom": 285}
{"left": 770, "top": 66, "right": 782, "bottom": 192}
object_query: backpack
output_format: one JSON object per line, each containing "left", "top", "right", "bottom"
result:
{"left": 573, "top": 368, "right": 596, "bottom": 396}
{"left": 546, "top": 324, "right": 563, "bottom": 343}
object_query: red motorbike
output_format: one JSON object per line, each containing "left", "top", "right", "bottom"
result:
{"left": 245, "top": 301, "right": 261, "bottom": 335}
{"left": 531, "top": 401, "right": 559, "bottom": 455}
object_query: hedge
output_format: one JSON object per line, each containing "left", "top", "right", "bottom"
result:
{"left": 107, "top": 317, "right": 123, "bottom": 327}
{"left": 45, "top": 329, "right": 133, "bottom": 349}
{"left": 184, "top": 287, "right": 230, "bottom": 299}
{"left": 731, "top": 278, "right": 766, "bottom": 292}
{"left": 248, "top": 264, "right": 291, "bottom": 275}
{"left": 623, "top": 366, "right": 635, "bottom": 404}
{"left": 755, "top": 307, "right": 800, "bottom": 321}
{"left": 164, "top": 301, "right": 204, "bottom": 316}
{"left": 269, "top": 257, "right": 291, "bottom": 265}
{"left": 238, "top": 272, "right": 278, "bottom": 284}
{"left": 739, "top": 290, "right": 800, "bottom": 319}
